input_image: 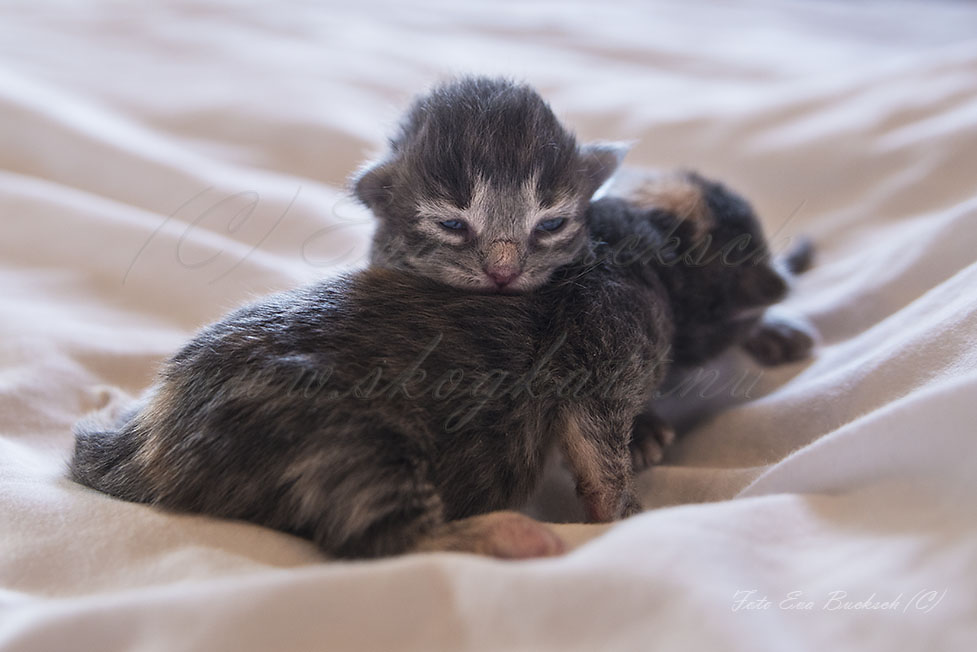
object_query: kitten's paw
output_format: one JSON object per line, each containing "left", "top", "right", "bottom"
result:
{"left": 478, "top": 512, "right": 566, "bottom": 559}
{"left": 419, "top": 511, "right": 566, "bottom": 559}
{"left": 743, "top": 312, "right": 817, "bottom": 366}
{"left": 630, "top": 411, "right": 676, "bottom": 472}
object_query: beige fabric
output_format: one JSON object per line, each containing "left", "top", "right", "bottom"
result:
{"left": 2, "top": 1, "right": 976, "bottom": 649}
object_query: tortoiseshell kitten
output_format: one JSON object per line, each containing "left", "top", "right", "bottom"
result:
{"left": 599, "top": 169, "right": 817, "bottom": 468}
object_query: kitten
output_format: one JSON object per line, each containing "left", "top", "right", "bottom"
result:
{"left": 595, "top": 169, "right": 817, "bottom": 468}
{"left": 71, "top": 76, "right": 648, "bottom": 561}
{"left": 353, "top": 76, "right": 626, "bottom": 292}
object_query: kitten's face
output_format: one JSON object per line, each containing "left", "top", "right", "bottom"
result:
{"left": 370, "top": 174, "right": 594, "bottom": 293}
{"left": 354, "top": 77, "right": 625, "bottom": 292}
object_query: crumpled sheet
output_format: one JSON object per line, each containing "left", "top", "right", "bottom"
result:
{"left": 1, "top": 1, "right": 976, "bottom": 649}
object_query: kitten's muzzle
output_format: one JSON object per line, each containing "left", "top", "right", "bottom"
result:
{"left": 484, "top": 240, "right": 523, "bottom": 289}
{"left": 485, "top": 265, "right": 521, "bottom": 288}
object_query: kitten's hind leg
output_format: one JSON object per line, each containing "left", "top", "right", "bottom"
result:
{"left": 630, "top": 409, "right": 676, "bottom": 472}
{"left": 559, "top": 407, "right": 641, "bottom": 523}
{"left": 288, "top": 433, "right": 564, "bottom": 560}
{"left": 415, "top": 511, "right": 565, "bottom": 559}
{"left": 282, "top": 433, "right": 444, "bottom": 559}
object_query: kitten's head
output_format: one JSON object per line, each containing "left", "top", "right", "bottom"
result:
{"left": 353, "top": 76, "right": 627, "bottom": 293}
{"left": 614, "top": 171, "right": 794, "bottom": 365}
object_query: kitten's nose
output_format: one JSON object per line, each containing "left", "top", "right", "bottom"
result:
{"left": 485, "top": 265, "right": 521, "bottom": 288}
{"left": 484, "top": 240, "right": 522, "bottom": 288}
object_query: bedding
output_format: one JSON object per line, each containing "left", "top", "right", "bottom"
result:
{"left": 1, "top": 0, "right": 976, "bottom": 649}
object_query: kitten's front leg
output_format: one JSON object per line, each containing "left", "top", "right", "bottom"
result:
{"left": 558, "top": 407, "right": 641, "bottom": 522}
{"left": 742, "top": 310, "right": 817, "bottom": 366}
{"left": 630, "top": 409, "right": 676, "bottom": 472}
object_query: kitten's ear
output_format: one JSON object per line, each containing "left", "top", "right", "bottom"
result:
{"left": 351, "top": 160, "right": 395, "bottom": 212}
{"left": 735, "top": 263, "right": 789, "bottom": 308}
{"left": 578, "top": 141, "right": 631, "bottom": 197}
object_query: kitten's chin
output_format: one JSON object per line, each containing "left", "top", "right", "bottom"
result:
{"left": 497, "top": 275, "right": 546, "bottom": 294}
{"left": 448, "top": 277, "right": 536, "bottom": 295}
{"left": 434, "top": 269, "right": 550, "bottom": 294}
{"left": 483, "top": 273, "right": 554, "bottom": 295}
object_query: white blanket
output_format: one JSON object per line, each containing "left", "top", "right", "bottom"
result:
{"left": 2, "top": 1, "right": 976, "bottom": 649}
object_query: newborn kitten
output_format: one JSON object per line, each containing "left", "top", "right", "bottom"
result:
{"left": 596, "top": 169, "right": 817, "bottom": 468}
{"left": 353, "top": 76, "right": 626, "bottom": 292}
{"left": 71, "top": 76, "right": 646, "bottom": 561}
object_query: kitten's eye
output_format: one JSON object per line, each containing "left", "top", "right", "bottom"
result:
{"left": 438, "top": 219, "right": 468, "bottom": 232}
{"left": 535, "top": 217, "right": 566, "bottom": 233}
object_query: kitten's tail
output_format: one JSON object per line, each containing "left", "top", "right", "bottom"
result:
{"left": 70, "top": 398, "right": 153, "bottom": 503}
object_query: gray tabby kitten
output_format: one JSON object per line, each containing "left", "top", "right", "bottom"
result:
{"left": 71, "top": 77, "right": 636, "bottom": 559}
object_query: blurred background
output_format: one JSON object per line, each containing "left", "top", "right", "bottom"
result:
{"left": 3, "top": 1, "right": 974, "bottom": 309}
